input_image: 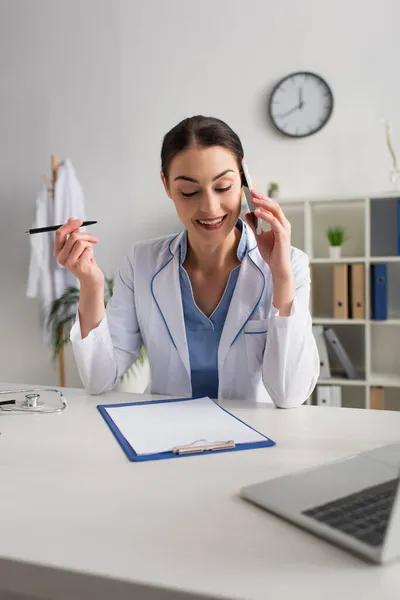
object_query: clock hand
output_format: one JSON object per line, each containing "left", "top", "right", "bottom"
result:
{"left": 276, "top": 105, "right": 300, "bottom": 118}
{"left": 298, "top": 87, "right": 304, "bottom": 109}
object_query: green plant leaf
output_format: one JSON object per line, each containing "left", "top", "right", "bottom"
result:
{"left": 326, "top": 226, "right": 345, "bottom": 246}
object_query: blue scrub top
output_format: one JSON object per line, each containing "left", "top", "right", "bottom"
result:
{"left": 179, "top": 221, "right": 247, "bottom": 399}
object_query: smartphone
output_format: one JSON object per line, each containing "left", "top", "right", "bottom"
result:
{"left": 242, "top": 160, "right": 261, "bottom": 234}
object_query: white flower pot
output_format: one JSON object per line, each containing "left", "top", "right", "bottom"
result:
{"left": 329, "top": 245, "right": 342, "bottom": 259}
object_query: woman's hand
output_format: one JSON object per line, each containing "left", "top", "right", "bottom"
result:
{"left": 245, "top": 191, "right": 295, "bottom": 315}
{"left": 54, "top": 218, "right": 104, "bottom": 287}
{"left": 245, "top": 190, "right": 292, "bottom": 279}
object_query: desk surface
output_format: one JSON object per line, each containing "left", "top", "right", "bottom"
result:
{"left": 1, "top": 383, "right": 400, "bottom": 600}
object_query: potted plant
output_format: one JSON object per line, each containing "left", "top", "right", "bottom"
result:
{"left": 326, "top": 227, "right": 345, "bottom": 259}
{"left": 47, "top": 278, "right": 149, "bottom": 391}
{"left": 267, "top": 181, "right": 279, "bottom": 199}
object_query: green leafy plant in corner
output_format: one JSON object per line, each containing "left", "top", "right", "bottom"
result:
{"left": 267, "top": 181, "right": 279, "bottom": 197}
{"left": 47, "top": 277, "right": 146, "bottom": 375}
{"left": 326, "top": 227, "right": 345, "bottom": 247}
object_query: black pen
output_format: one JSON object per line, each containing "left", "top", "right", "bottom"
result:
{"left": 25, "top": 221, "right": 97, "bottom": 234}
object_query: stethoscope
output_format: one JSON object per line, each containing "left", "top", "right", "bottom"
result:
{"left": 0, "top": 388, "right": 67, "bottom": 413}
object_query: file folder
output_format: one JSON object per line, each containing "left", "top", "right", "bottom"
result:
{"left": 371, "top": 264, "right": 388, "bottom": 320}
{"left": 312, "top": 325, "right": 331, "bottom": 379}
{"left": 316, "top": 385, "right": 341, "bottom": 407}
{"left": 370, "top": 386, "right": 385, "bottom": 410}
{"left": 331, "top": 385, "right": 342, "bottom": 407}
{"left": 97, "top": 397, "right": 275, "bottom": 462}
{"left": 350, "top": 264, "right": 365, "bottom": 319}
{"left": 323, "top": 327, "right": 357, "bottom": 379}
{"left": 316, "top": 386, "right": 333, "bottom": 406}
{"left": 370, "top": 198, "right": 400, "bottom": 256}
{"left": 397, "top": 198, "right": 400, "bottom": 255}
{"left": 333, "top": 264, "right": 349, "bottom": 319}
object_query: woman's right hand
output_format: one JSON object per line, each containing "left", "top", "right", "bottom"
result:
{"left": 54, "top": 218, "right": 104, "bottom": 287}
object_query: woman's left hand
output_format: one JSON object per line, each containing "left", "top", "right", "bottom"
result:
{"left": 245, "top": 190, "right": 292, "bottom": 279}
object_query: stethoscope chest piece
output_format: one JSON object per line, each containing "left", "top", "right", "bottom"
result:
{"left": 22, "top": 393, "right": 44, "bottom": 409}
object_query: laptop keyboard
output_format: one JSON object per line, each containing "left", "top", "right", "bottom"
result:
{"left": 303, "top": 478, "right": 399, "bottom": 547}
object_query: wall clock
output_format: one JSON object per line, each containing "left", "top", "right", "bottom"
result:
{"left": 268, "top": 71, "right": 333, "bottom": 138}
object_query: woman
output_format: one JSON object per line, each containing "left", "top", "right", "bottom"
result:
{"left": 54, "top": 116, "right": 319, "bottom": 407}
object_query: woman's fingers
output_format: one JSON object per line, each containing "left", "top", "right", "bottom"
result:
{"left": 57, "top": 231, "right": 98, "bottom": 267}
{"left": 68, "top": 233, "right": 98, "bottom": 244}
{"left": 244, "top": 211, "right": 258, "bottom": 232}
{"left": 254, "top": 208, "right": 286, "bottom": 235}
{"left": 65, "top": 239, "right": 93, "bottom": 270}
{"left": 54, "top": 218, "right": 82, "bottom": 255}
{"left": 54, "top": 218, "right": 98, "bottom": 255}
{"left": 251, "top": 191, "right": 288, "bottom": 227}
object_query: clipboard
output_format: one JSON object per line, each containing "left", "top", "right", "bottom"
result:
{"left": 97, "top": 397, "right": 275, "bottom": 462}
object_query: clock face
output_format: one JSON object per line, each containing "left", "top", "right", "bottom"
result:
{"left": 268, "top": 72, "right": 333, "bottom": 138}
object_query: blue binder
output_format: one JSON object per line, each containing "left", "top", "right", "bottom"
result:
{"left": 371, "top": 264, "right": 388, "bottom": 320}
{"left": 397, "top": 199, "right": 400, "bottom": 255}
{"left": 97, "top": 397, "right": 275, "bottom": 462}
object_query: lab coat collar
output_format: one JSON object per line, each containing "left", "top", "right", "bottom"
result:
{"left": 151, "top": 232, "right": 191, "bottom": 383}
{"left": 218, "top": 224, "right": 266, "bottom": 371}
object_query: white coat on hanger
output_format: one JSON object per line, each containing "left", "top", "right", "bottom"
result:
{"left": 27, "top": 159, "right": 86, "bottom": 338}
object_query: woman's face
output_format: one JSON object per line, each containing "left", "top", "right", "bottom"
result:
{"left": 161, "top": 146, "right": 242, "bottom": 244}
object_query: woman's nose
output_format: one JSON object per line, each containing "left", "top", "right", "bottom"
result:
{"left": 198, "top": 189, "right": 221, "bottom": 215}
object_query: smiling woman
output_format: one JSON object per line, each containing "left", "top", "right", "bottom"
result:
{"left": 160, "top": 116, "right": 244, "bottom": 241}
{"left": 58, "top": 115, "right": 320, "bottom": 406}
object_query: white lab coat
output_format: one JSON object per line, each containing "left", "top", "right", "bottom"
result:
{"left": 27, "top": 159, "right": 86, "bottom": 338}
{"left": 71, "top": 224, "right": 320, "bottom": 407}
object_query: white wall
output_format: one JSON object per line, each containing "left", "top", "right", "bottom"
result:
{"left": 0, "top": 0, "right": 399, "bottom": 387}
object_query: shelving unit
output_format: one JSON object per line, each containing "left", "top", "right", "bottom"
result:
{"left": 279, "top": 192, "right": 400, "bottom": 411}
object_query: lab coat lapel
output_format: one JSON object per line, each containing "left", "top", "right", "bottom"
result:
{"left": 218, "top": 229, "right": 266, "bottom": 371}
{"left": 151, "top": 233, "right": 191, "bottom": 379}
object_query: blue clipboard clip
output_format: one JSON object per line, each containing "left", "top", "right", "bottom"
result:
{"left": 173, "top": 438, "right": 236, "bottom": 455}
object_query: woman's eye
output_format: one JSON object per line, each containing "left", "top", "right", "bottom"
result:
{"left": 180, "top": 184, "right": 232, "bottom": 198}
{"left": 215, "top": 185, "right": 232, "bottom": 193}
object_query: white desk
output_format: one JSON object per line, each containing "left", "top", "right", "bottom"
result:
{"left": 1, "top": 383, "right": 400, "bottom": 600}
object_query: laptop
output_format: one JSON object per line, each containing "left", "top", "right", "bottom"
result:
{"left": 240, "top": 443, "right": 400, "bottom": 564}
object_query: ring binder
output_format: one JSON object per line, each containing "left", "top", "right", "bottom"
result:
{"left": 172, "top": 439, "right": 236, "bottom": 454}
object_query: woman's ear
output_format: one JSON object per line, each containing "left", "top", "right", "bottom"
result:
{"left": 160, "top": 171, "right": 171, "bottom": 198}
